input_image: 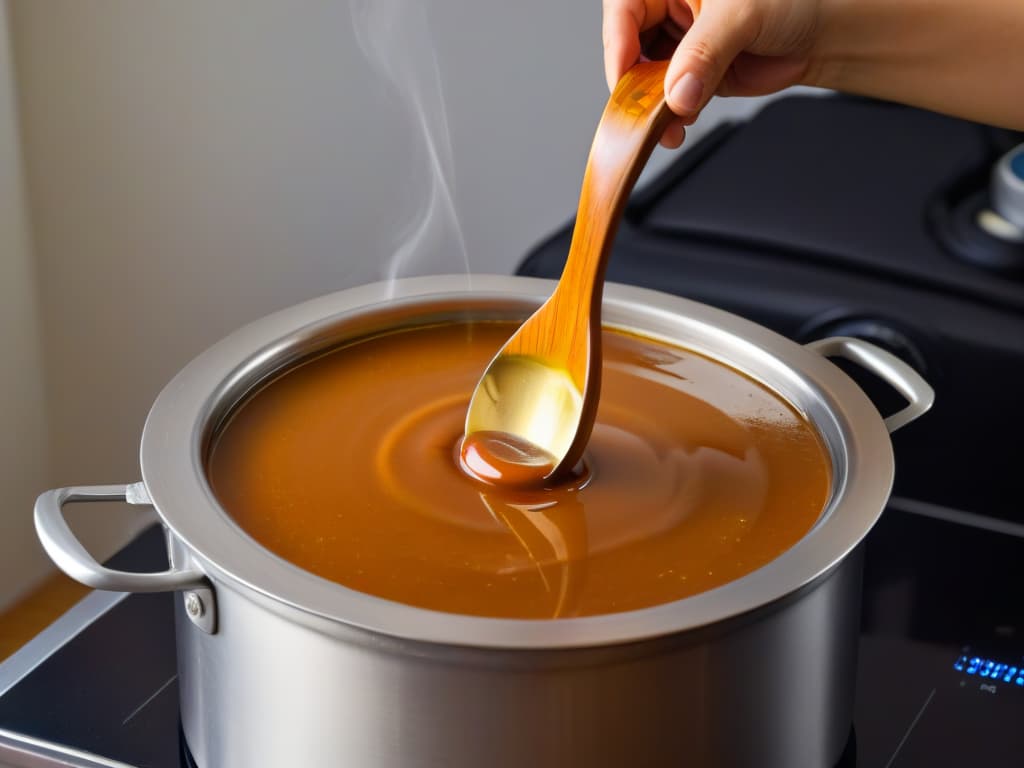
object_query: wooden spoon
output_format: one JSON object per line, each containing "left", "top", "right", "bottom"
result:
{"left": 462, "top": 60, "right": 673, "bottom": 485}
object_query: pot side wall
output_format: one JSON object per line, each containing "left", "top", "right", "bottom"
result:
{"left": 176, "top": 547, "right": 862, "bottom": 768}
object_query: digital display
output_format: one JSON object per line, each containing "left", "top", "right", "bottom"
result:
{"left": 954, "top": 654, "right": 1024, "bottom": 685}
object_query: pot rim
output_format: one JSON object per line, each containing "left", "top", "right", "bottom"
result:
{"left": 140, "top": 274, "right": 892, "bottom": 649}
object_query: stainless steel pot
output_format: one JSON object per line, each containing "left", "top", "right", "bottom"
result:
{"left": 35, "top": 275, "right": 933, "bottom": 768}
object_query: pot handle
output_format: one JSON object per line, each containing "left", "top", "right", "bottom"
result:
{"left": 34, "top": 483, "right": 208, "bottom": 593}
{"left": 806, "top": 336, "right": 935, "bottom": 433}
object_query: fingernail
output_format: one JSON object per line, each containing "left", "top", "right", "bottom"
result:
{"left": 669, "top": 72, "right": 704, "bottom": 114}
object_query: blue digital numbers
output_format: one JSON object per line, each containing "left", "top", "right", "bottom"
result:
{"left": 955, "top": 654, "right": 1024, "bottom": 686}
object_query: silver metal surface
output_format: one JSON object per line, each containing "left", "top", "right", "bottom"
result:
{"left": 34, "top": 485, "right": 207, "bottom": 594}
{"left": 977, "top": 208, "right": 1024, "bottom": 242}
{"left": 0, "top": 729, "right": 137, "bottom": 768}
{"left": 184, "top": 593, "right": 203, "bottom": 619}
{"left": 991, "top": 143, "right": 1024, "bottom": 229}
{"left": 178, "top": 549, "right": 863, "bottom": 768}
{"left": 805, "top": 335, "right": 935, "bottom": 433}
{"left": 34, "top": 484, "right": 217, "bottom": 634}
{"left": 181, "top": 586, "right": 216, "bottom": 635}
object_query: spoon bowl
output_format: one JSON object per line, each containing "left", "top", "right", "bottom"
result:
{"left": 463, "top": 60, "right": 673, "bottom": 484}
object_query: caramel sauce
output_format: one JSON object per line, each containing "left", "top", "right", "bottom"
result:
{"left": 207, "top": 321, "right": 831, "bottom": 619}
{"left": 459, "top": 431, "right": 558, "bottom": 486}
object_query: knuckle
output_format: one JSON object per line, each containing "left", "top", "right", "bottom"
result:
{"left": 685, "top": 37, "right": 721, "bottom": 74}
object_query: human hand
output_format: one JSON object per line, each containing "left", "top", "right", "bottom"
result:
{"left": 603, "top": 0, "right": 822, "bottom": 148}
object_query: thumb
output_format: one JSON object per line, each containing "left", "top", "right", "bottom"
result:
{"left": 664, "top": 2, "right": 759, "bottom": 117}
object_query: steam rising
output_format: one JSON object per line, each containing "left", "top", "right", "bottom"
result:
{"left": 350, "top": 0, "right": 471, "bottom": 293}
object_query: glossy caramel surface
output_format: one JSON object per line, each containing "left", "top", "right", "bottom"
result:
{"left": 207, "top": 321, "right": 830, "bottom": 619}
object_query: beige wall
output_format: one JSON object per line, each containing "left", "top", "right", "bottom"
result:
{"left": 0, "top": 1, "right": 51, "bottom": 609}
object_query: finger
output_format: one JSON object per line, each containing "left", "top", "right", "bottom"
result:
{"left": 659, "top": 118, "right": 686, "bottom": 149}
{"left": 602, "top": 1, "right": 646, "bottom": 90}
{"left": 664, "top": 1, "right": 759, "bottom": 117}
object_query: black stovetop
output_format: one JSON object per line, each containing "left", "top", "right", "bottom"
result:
{"left": 1, "top": 500, "right": 1022, "bottom": 768}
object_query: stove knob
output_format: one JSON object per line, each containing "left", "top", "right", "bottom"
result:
{"left": 990, "top": 143, "right": 1024, "bottom": 231}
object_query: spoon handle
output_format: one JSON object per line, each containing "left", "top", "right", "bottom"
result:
{"left": 560, "top": 60, "right": 673, "bottom": 313}
{"left": 506, "top": 61, "right": 673, "bottom": 382}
